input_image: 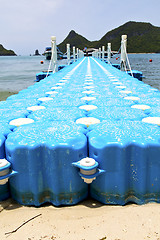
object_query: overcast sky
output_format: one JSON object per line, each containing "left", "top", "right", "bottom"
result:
{"left": 1, "top": 0, "right": 160, "bottom": 55}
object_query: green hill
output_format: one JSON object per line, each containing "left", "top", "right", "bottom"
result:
{"left": 0, "top": 44, "right": 16, "bottom": 56}
{"left": 58, "top": 30, "right": 92, "bottom": 53}
{"left": 98, "top": 21, "right": 160, "bottom": 53}
{"left": 58, "top": 21, "right": 160, "bottom": 53}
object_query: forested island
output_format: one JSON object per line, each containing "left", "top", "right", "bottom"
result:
{"left": 0, "top": 44, "right": 16, "bottom": 56}
{"left": 58, "top": 21, "right": 160, "bottom": 53}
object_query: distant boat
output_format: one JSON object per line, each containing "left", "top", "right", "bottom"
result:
{"left": 44, "top": 47, "right": 52, "bottom": 60}
{"left": 44, "top": 47, "right": 65, "bottom": 60}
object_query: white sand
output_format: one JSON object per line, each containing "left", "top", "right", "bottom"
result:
{"left": 1, "top": 198, "right": 160, "bottom": 240}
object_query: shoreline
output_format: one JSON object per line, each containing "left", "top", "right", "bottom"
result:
{"left": 0, "top": 91, "right": 18, "bottom": 101}
{"left": 1, "top": 198, "right": 160, "bottom": 240}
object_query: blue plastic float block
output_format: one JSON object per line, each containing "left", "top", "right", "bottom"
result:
{"left": 88, "top": 106, "right": 147, "bottom": 121}
{"left": 124, "top": 85, "right": 156, "bottom": 95}
{"left": 0, "top": 183, "right": 10, "bottom": 201}
{"left": 0, "top": 134, "right": 6, "bottom": 158}
{"left": 58, "top": 65, "right": 66, "bottom": 71}
{"left": 89, "top": 89, "right": 129, "bottom": 98}
{"left": 23, "top": 81, "right": 58, "bottom": 91}
{"left": 109, "top": 81, "right": 148, "bottom": 92}
{"left": 91, "top": 98, "right": 139, "bottom": 107}
{"left": 35, "top": 66, "right": 76, "bottom": 86}
{"left": 6, "top": 92, "right": 45, "bottom": 101}
{"left": 148, "top": 107, "right": 160, "bottom": 117}
{"left": 18, "top": 83, "right": 71, "bottom": 95}
{"left": 128, "top": 91, "right": 160, "bottom": 99}
{"left": 0, "top": 123, "right": 12, "bottom": 137}
{"left": 65, "top": 90, "right": 99, "bottom": 98}
{"left": 17, "top": 92, "right": 48, "bottom": 100}
{"left": 112, "top": 64, "right": 121, "bottom": 70}
{"left": 6, "top": 94, "right": 21, "bottom": 101}
{"left": 0, "top": 109, "right": 29, "bottom": 123}
{"left": 6, "top": 88, "right": 56, "bottom": 100}
{"left": 122, "top": 97, "right": 160, "bottom": 108}
{"left": 44, "top": 92, "right": 66, "bottom": 98}
{"left": 57, "top": 92, "right": 88, "bottom": 98}
{"left": 65, "top": 86, "right": 93, "bottom": 92}
{"left": 40, "top": 98, "right": 88, "bottom": 108}
{"left": 128, "top": 70, "right": 143, "bottom": 81}
{"left": 28, "top": 107, "right": 87, "bottom": 122}
{"left": 135, "top": 98, "right": 160, "bottom": 107}
{"left": 88, "top": 120, "right": 160, "bottom": 205}
{"left": 0, "top": 99, "right": 40, "bottom": 111}
{"left": 53, "top": 88, "right": 86, "bottom": 95}
{"left": 5, "top": 121, "right": 88, "bottom": 206}
{"left": 81, "top": 93, "right": 101, "bottom": 99}
{"left": 36, "top": 72, "right": 53, "bottom": 82}
{"left": 0, "top": 121, "right": 17, "bottom": 132}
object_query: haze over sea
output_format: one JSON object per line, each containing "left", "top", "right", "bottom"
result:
{"left": 0, "top": 54, "right": 160, "bottom": 92}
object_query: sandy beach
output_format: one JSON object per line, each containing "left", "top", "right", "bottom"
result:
{"left": 0, "top": 91, "right": 18, "bottom": 101}
{"left": 1, "top": 198, "right": 160, "bottom": 240}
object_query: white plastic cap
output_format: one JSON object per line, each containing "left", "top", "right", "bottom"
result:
{"left": 45, "top": 91, "right": 58, "bottom": 95}
{"left": 85, "top": 79, "right": 93, "bottom": 82}
{"left": 85, "top": 74, "right": 92, "bottom": 77}
{"left": 131, "top": 105, "right": 151, "bottom": 110}
{"left": 142, "top": 117, "right": 160, "bottom": 126}
{"left": 51, "top": 86, "right": 62, "bottom": 90}
{"left": 59, "top": 80, "right": 68, "bottom": 82}
{"left": 82, "top": 90, "right": 95, "bottom": 94}
{"left": 56, "top": 83, "right": 65, "bottom": 86}
{"left": 0, "top": 159, "right": 10, "bottom": 184}
{"left": 0, "top": 159, "right": 9, "bottom": 168}
{"left": 84, "top": 82, "right": 93, "bottom": 85}
{"left": 79, "top": 105, "right": 98, "bottom": 111}
{"left": 81, "top": 97, "right": 96, "bottom": 101}
{"left": 116, "top": 86, "right": 126, "bottom": 89}
{"left": 110, "top": 79, "right": 119, "bottom": 82}
{"left": 83, "top": 86, "right": 94, "bottom": 89}
{"left": 120, "top": 90, "right": 132, "bottom": 94}
{"left": 122, "top": 35, "right": 127, "bottom": 40}
{"left": 112, "top": 82, "right": 122, "bottom": 85}
{"left": 80, "top": 158, "right": 96, "bottom": 167}
{"left": 124, "top": 96, "right": 140, "bottom": 101}
{"left": 9, "top": 118, "right": 34, "bottom": 127}
{"left": 38, "top": 97, "right": 53, "bottom": 102}
{"left": 76, "top": 117, "right": 100, "bottom": 127}
{"left": 27, "top": 106, "right": 46, "bottom": 111}
{"left": 51, "top": 36, "right": 56, "bottom": 41}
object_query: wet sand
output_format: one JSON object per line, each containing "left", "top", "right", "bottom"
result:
{"left": 0, "top": 198, "right": 160, "bottom": 240}
{"left": 0, "top": 91, "right": 18, "bottom": 101}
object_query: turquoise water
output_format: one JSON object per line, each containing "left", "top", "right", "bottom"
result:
{"left": 0, "top": 54, "right": 159, "bottom": 91}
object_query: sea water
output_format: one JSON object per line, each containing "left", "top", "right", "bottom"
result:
{"left": 0, "top": 54, "right": 159, "bottom": 92}
{"left": 112, "top": 53, "right": 160, "bottom": 90}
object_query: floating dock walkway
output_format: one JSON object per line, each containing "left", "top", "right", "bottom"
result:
{"left": 1, "top": 57, "right": 160, "bottom": 206}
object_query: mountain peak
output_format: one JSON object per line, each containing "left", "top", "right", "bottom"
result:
{"left": 123, "top": 21, "right": 152, "bottom": 27}
{"left": 67, "top": 30, "right": 77, "bottom": 39}
{"left": 58, "top": 21, "right": 160, "bottom": 53}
